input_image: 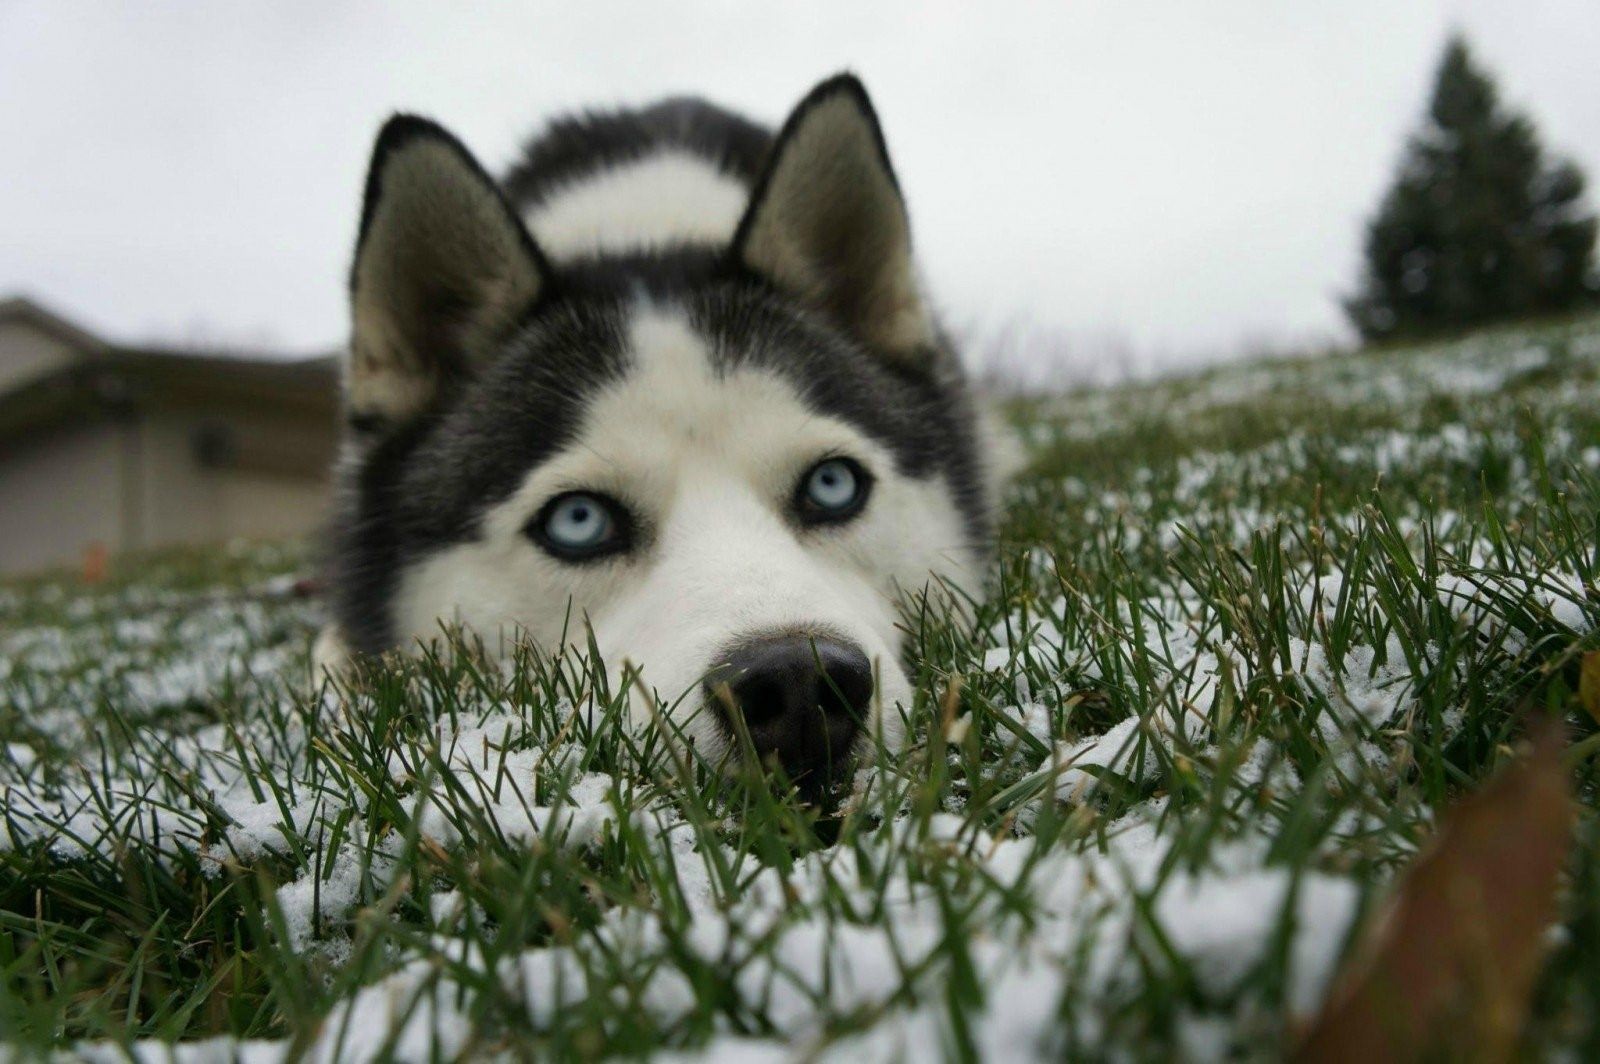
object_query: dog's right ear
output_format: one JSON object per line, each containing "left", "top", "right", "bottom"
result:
{"left": 346, "top": 115, "right": 548, "bottom": 433}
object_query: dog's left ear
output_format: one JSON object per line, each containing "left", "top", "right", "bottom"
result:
{"left": 733, "top": 75, "right": 935, "bottom": 359}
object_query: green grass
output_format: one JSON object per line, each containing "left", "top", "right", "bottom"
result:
{"left": 3, "top": 317, "right": 1598, "bottom": 1060}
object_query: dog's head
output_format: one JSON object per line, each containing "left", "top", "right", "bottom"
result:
{"left": 325, "top": 77, "right": 996, "bottom": 793}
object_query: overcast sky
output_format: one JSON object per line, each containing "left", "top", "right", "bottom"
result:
{"left": 3, "top": 2, "right": 1598, "bottom": 376}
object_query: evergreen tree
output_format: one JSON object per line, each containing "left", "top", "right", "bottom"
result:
{"left": 1346, "top": 37, "right": 1597, "bottom": 341}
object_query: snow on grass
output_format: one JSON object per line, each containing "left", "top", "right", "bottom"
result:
{"left": 3, "top": 315, "right": 1599, "bottom": 1059}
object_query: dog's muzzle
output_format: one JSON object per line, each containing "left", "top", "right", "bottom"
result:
{"left": 705, "top": 633, "right": 872, "bottom": 796}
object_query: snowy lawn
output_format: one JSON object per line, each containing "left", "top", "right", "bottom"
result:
{"left": 3, "top": 317, "right": 1599, "bottom": 1060}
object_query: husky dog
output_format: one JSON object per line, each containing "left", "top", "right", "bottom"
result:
{"left": 321, "top": 75, "right": 1000, "bottom": 793}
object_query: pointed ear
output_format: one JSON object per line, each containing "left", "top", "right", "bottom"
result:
{"left": 733, "top": 75, "right": 935, "bottom": 359}
{"left": 347, "top": 115, "right": 547, "bottom": 431}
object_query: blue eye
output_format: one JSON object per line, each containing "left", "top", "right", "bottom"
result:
{"left": 530, "top": 492, "right": 627, "bottom": 560}
{"left": 798, "top": 457, "right": 871, "bottom": 524}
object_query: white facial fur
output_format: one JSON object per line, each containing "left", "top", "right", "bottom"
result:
{"left": 391, "top": 305, "right": 980, "bottom": 764}
{"left": 523, "top": 151, "right": 749, "bottom": 261}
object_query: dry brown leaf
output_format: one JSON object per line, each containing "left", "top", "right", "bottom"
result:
{"left": 1294, "top": 720, "right": 1573, "bottom": 1064}
{"left": 1579, "top": 651, "right": 1600, "bottom": 727}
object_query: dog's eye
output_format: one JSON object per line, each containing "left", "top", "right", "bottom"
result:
{"left": 796, "top": 457, "right": 871, "bottom": 525}
{"left": 529, "top": 492, "right": 627, "bottom": 560}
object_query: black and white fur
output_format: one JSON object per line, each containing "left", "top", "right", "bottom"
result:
{"left": 320, "top": 75, "right": 1001, "bottom": 784}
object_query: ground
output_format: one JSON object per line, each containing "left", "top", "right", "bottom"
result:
{"left": 2, "top": 317, "right": 1598, "bottom": 1060}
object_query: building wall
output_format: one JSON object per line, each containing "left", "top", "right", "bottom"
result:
{"left": 215, "top": 469, "right": 332, "bottom": 542}
{"left": 138, "top": 405, "right": 334, "bottom": 549}
{"left": 0, "top": 306, "right": 341, "bottom": 574}
{"left": 0, "top": 405, "right": 336, "bottom": 576}
{"left": 0, "top": 420, "right": 127, "bottom": 573}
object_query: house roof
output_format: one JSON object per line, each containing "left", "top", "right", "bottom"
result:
{"left": 0, "top": 295, "right": 111, "bottom": 354}
{"left": 0, "top": 295, "right": 341, "bottom": 451}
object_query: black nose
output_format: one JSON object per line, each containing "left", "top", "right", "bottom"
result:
{"left": 706, "top": 634, "right": 872, "bottom": 791}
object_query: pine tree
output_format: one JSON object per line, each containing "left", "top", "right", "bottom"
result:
{"left": 1346, "top": 37, "right": 1598, "bottom": 341}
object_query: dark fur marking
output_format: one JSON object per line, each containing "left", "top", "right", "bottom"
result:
{"left": 330, "top": 302, "right": 630, "bottom": 653}
{"left": 690, "top": 286, "right": 991, "bottom": 551}
{"left": 503, "top": 98, "right": 771, "bottom": 210}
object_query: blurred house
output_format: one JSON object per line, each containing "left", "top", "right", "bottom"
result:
{"left": 0, "top": 296, "right": 339, "bottom": 576}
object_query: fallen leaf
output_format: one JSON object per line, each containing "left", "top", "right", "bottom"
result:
{"left": 1294, "top": 720, "right": 1573, "bottom": 1063}
{"left": 1579, "top": 651, "right": 1600, "bottom": 727}
{"left": 81, "top": 540, "right": 109, "bottom": 584}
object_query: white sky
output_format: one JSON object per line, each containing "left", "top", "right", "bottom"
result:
{"left": 3, "top": 2, "right": 1598, "bottom": 375}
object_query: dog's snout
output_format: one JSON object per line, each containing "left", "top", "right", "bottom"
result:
{"left": 707, "top": 635, "right": 871, "bottom": 791}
